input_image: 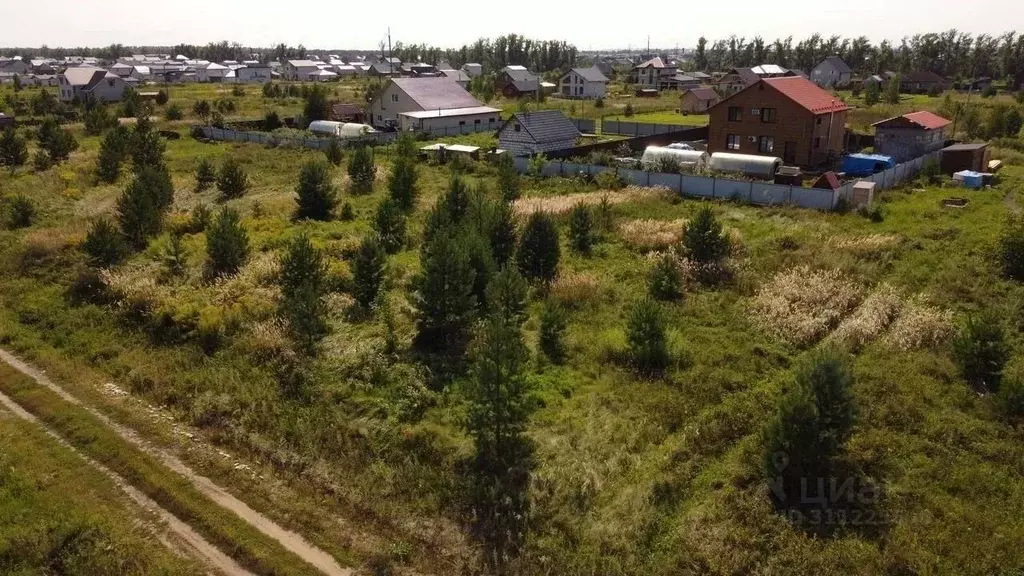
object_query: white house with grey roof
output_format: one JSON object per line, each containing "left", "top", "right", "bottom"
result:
{"left": 497, "top": 110, "right": 581, "bottom": 157}
{"left": 284, "top": 59, "right": 323, "bottom": 80}
{"left": 558, "top": 66, "right": 608, "bottom": 99}
{"left": 58, "top": 66, "right": 126, "bottom": 103}
{"left": 368, "top": 77, "right": 491, "bottom": 130}
{"left": 811, "top": 56, "right": 853, "bottom": 89}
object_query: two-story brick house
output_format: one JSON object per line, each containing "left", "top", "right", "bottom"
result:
{"left": 708, "top": 76, "right": 850, "bottom": 168}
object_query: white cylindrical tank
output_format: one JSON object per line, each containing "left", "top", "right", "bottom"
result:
{"left": 641, "top": 146, "right": 709, "bottom": 170}
{"left": 307, "top": 120, "right": 343, "bottom": 136}
{"left": 709, "top": 152, "right": 782, "bottom": 178}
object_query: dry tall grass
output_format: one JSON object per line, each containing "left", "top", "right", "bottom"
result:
{"left": 827, "top": 283, "right": 903, "bottom": 349}
{"left": 883, "top": 295, "right": 955, "bottom": 350}
{"left": 750, "top": 266, "right": 863, "bottom": 346}
{"left": 618, "top": 219, "right": 688, "bottom": 251}
{"left": 511, "top": 186, "right": 670, "bottom": 217}
{"left": 829, "top": 234, "right": 903, "bottom": 258}
{"left": 550, "top": 272, "right": 602, "bottom": 307}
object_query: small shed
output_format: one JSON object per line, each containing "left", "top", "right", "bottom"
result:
{"left": 811, "top": 171, "right": 841, "bottom": 190}
{"left": 941, "top": 143, "right": 989, "bottom": 174}
{"left": 330, "top": 103, "right": 366, "bottom": 123}
{"left": 841, "top": 153, "right": 895, "bottom": 177}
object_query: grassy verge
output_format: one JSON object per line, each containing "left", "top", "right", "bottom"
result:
{"left": 0, "top": 362, "right": 324, "bottom": 576}
{"left": 0, "top": 406, "right": 200, "bottom": 575}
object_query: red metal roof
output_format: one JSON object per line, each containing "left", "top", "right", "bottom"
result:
{"left": 763, "top": 76, "right": 851, "bottom": 114}
{"left": 902, "top": 111, "right": 951, "bottom": 130}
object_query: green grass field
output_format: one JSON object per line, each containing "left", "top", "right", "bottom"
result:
{"left": 2, "top": 80, "right": 1024, "bottom": 574}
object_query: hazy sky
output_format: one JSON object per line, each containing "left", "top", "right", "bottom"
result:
{"left": 4, "top": 0, "right": 1021, "bottom": 50}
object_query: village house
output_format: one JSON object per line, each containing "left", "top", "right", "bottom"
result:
{"left": 462, "top": 63, "right": 483, "bottom": 77}
{"left": 900, "top": 71, "right": 950, "bottom": 94}
{"left": 497, "top": 110, "right": 581, "bottom": 157}
{"left": 0, "top": 59, "right": 29, "bottom": 75}
{"left": 810, "top": 56, "right": 853, "bottom": 88}
{"left": 558, "top": 66, "right": 608, "bottom": 99}
{"left": 109, "top": 62, "right": 133, "bottom": 77}
{"left": 58, "top": 66, "right": 127, "bottom": 103}
{"left": 496, "top": 65, "right": 540, "bottom": 98}
{"left": 369, "top": 61, "right": 402, "bottom": 77}
{"left": 368, "top": 77, "right": 494, "bottom": 131}
{"left": 130, "top": 65, "right": 153, "bottom": 82}
{"left": 437, "top": 68, "right": 471, "bottom": 88}
{"left": 708, "top": 76, "right": 850, "bottom": 167}
{"left": 283, "top": 59, "right": 323, "bottom": 80}
{"left": 716, "top": 67, "right": 761, "bottom": 94}
{"left": 198, "top": 62, "right": 230, "bottom": 82}
{"left": 236, "top": 63, "right": 272, "bottom": 83}
{"left": 680, "top": 87, "right": 721, "bottom": 113}
{"left": 29, "top": 59, "right": 57, "bottom": 74}
{"left": 630, "top": 57, "right": 676, "bottom": 89}
{"left": 871, "top": 111, "right": 951, "bottom": 162}
{"left": 329, "top": 103, "right": 366, "bottom": 123}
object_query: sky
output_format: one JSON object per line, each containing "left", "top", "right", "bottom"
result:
{"left": 3, "top": 0, "right": 1021, "bottom": 51}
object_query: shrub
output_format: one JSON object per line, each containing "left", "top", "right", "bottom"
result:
{"left": 999, "top": 373, "right": 1024, "bottom": 419}
{"left": 340, "top": 202, "right": 355, "bottom": 221}
{"left": 373, "top": 197, "right": 407, "bottom": 254}
{"left": 624, "top": 102, "right": 635, "bottom": 117}
{"left": 387, "top": 154, "right": 418, "bottom": 212}
{"left": 885, "top": 74, "right": 901, "bottom": 104}
{"left": 683, "top": 206, "right": 728, "bottom": 264}
{"left": 1006, "top": 108, "right": 1023, "bottom": 138}
{"left": 920, "top": 158, "right": 942, "bottom": 184}
{"left": 568, "top": 203, "right": 594, "bottom": 255}
{"left": 41, "top": 124, "right": 78, "bottom": 163}
{"left": 83, "top": 105, "right": 118, "bottom": 136}
{"left": 347, "top": 145, "right": 376, "bottom": 194}
{"left": 82, "top": 219, "right": 127, "bottom": 267}
{"left": 953, "top": 312, "right": 1010, "bottom": 392}
{"left": 413, "top": 231, "right": 477, "bottom": 375}
{"left": 133, "top": 164, "right": 174, "bottom": 212}
{"left": 33, "top": 149, "right": 52, "bottom": 171}
{"left": 927, "top": 84, "right": 943, "bottom": 97}
{"left": 324, "top": 137, "right": 343, "bottom": 166}
{"left": 189, "top": 204, "right": 212, "bottom": 232}
{"left": 517, "top": 211, "right": 560, "bottom": 284}
{"left": 8, "top": 194, "right": 35, "bottom": 229}
{"left": 864, "top": 81, "right": 881, "bottom": 106}
{"left": 539, "top": 301, "right": 568, "bottom": 364}
{"left": 981, "top": 85, "right": 997, "bottom": 98}
{"left": 205, "top": 207, "right": 250, "bottom": 278}
{"left": 217, "top": 157, "right": 249, "bottom": 199}
{"left": 763, "top": 347, "right": 856, "bottom": 510}
{"left": 303, "top": 84, "right": 330, "bottom": 122}
{"left": 489, "top": 200, "right": 518, "bottom": 268}
{"left": 497, "top": 154, "right": 521, "bottom": 202}
{"left": 195, "top": 158, "right": 216, "bottom": 191}
{"left": 294, "top": 159, "right": 338, "bottom": 221}
{"left": 279, "top": 234, "right": 329, "bottom": 356}
{"left": 263, "top": 109, "right": 283, "bottom": 131}
{"left": 96, "top": 125, "right": 130, "bottom": 183}
{"left": 857, "top": 204, "right": 884, "bottom": 222}
{"left": 594, "top": 170, "right": 625, "bottom": 191}
{"left": 192, "top": 99, "right": 212, "bottom": 122}
{"left": 211, "top": 110, "right": 225, "bottom": 128}
{"left": 129, "top": 115, "right": 165, "bottom": 172}
{"left": 594, "top": 96, "right": 604, "bottom": 108}
{"left": 231, "top": 85, "right": 245, "bottom": 97}
{"left": 850, "top": 85, "right": 862, "bottom": 97}
{"left": 527, "top": 153, "right": 547, "bottom": 178}
{"left": 117, "top": 171, "right": 165, "bottom": 250}
{"left": 1001, "top": 215, "right": 1024, "bottom": 281}
{"left": 626, "top": 298, "right": 669, "bottom": 375}
{"left": 649, "top": 252, "right": 684, "bottom": 301}
{"left": 0, "top": 127, "right": 29, "bottom": 168}
{"left": 164, "top": 104, "right": 183, "bottom": 121}
{"left": 352, "top": 234, "right": 387, "bottom": 309}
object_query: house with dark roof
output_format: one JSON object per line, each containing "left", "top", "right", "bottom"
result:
{"left": 497, "top": 110, "right": 581, "bottom": 157}
{"left": 630, "top": 57, "right": 676, "bottom": 89}
{"left": 681, "top": 87, "right": 721, "bottom": 113}
{"left": 716, "top": 67, "right": 761, "bottom": 94}
{"left": 58, "top": 66, "right": 127, "bottom": 103}
{"left": 811, "top": 56, "right": 853, "bottom": 88}
{"left": 369, "top": 61, "right": 402, "bottom": 77}
{"left": 329, "top": 103, "right": 366, "bottom": 123}
{"left": 368, "top": 77, "right": 488, "bottom": 129}
{"left": 871, "top": 111, "right": 951, "bottom": 162}
{"left": 708, "top": 76, "right": 850, "bottom": 167}
{"left": 558, "top": 66, "right": 608, "bottom": 99}
{"left": 496, "top": 65, "right": 540, "bottom": 98}
{"left": 900, "top": 71, "right": 950, "bottom": 94}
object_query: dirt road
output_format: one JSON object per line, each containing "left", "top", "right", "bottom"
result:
{"left": 0, "top": 348, "right": 351, "bottom": 576}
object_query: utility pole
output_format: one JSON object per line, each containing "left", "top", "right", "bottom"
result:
{"left": 388, "top": 28, "right": 393, "bottom": 76}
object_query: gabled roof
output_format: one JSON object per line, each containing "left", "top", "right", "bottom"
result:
{"left": 502, "top": 65, "right": 537, "bottom": 82}
{"left": 723, "top": 67, "right": 760, "bottom": 86}
{"left": 83, "top": 70, "right": 121, "bottom": 91}
{"left": 873, "top": 110, "right": 951, "bottom": 130}
{"left": 61, "top": 66, "right": 105, "bottom": 87}
{"left": 762, "top": 76, "right": 851, "bottom": 113}
{"left": 438, "top": 68, "right": 470, "bottom": 82}
{"left": 205, "top": 62, "right": 228, "bottom": 70}
{"left": 903, "top": 71, "right": 946, "bottom": 83}
{"left": 331, "top": 103, "right": 363, "bottom": 117}
{"left": 750, "top": 64, "right": 789, "bottom": 76}
{"left": 390, "top": 77, "right": 483, "bottom": 110}
{"left": 634, "top": 57, "right": 671, "bottom": 69}
{"left": 132, "top": 65, "right": 151, "bottom": 74}
{"left": 371, "top": 62, "right": 399, "bottom": 74}
{"left": 684, "top": 87, "right": 719, "bottom": 101}
{"left": 501, "top": 110, "right": 580, "bottom": 143}
{"left": 566, "top": 66, "right": 608, "bottom": 83}
{"left": 819, "top": 56, "right": 852, "bottom": 74}
{"left": 287, "top": 59, "right": 322, "bottom": 68}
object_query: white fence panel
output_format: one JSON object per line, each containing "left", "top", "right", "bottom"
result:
{"left": 561, "top": 162, "right": 586, "bottom": 177}
{"left": 751, "top": 183, "right": 792, "bottom": 206}
{"left": 513, "top": 157, "right": 530, "bottom": 173}
{"left": 682, "top": 175, "right": 716, "bottom": 198}
{"left": 588, "top": 165, "right": 612, "bottom": 178}
{"left": 714, "top": 179, "right": 752, "bottom": 200}
{"left": 541, "top": 161, "right": 562, "bottom": 178}
{"left": 791, "top": 187, "right": 835, "bottom": 210}
{"left": 649, "top": 172, "right": 682, "bottom": 191}
{"left": 619, "top": 168, "right": 649, "bottom": 186}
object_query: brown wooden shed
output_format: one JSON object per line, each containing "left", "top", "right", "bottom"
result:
{"left": 940, "top": 143, "right": 989, "bottom": 174}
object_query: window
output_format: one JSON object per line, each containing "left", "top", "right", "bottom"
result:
{"left": 514, "top": 123, "right": 521, "bottom": 132}
{"left": 727, "top": 106, "right": 742, "bottom": 122}
{"left": 489, "top": 117, "right": 495, "bottom": 123}
{"left": 758, "top": 136, "right": 775, "bottom": 153}
{"left": 391, "top": 93, "right": 398, "bottom": 103}
{"left": 814, "top": 137, "right": 821, "bottom": 148}
{"left": 377, "top": 114, "right": 382, "bottom": 121}
{"left": 474, "top": 119, "right": 481, "bottom": 124}
{"left": 459, "top": 120, "right": 466, "bottom": 126}
{"left": 760, "top": 108, "right": 776, "bottom": 123}
{"left": 726, "top": 134, "right": 741, "bottom": 150}
{"left": 816, "top": 117, "right": 822, "bottom": 126}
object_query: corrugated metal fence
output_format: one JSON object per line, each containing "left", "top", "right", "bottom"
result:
{"left": 419, "top": 122, "right": 500, "bottom": 138}
{"left": 513, "top": 150, "right": 939, "bottom": 212}
{"left": 600, "top": 119, "right": 700, "bottom": 137}
{"left": 201, "top": 127, "right": 398, "bottom": 149}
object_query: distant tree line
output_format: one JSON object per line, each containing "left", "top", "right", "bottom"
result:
{"left": 690, "top": 30, "right": 1024, "bottom": 87}
{"left": 387, "top": 34, "right": 578, "bottom": 73}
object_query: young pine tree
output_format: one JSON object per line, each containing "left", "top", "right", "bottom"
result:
{"left": 465, "top": 230, "right": 498, "bottom": 311}
{"left": 568, "top": 203, "right": 595, "bottom": 255}
{"left": 162, "top": 232, "right": 187, "bottom": 277}
{"left": 351, "top": 234, "right": 387, "bottom": 309}
{"left": 195, "top": 158, "right": 216, "bottom": 192}
{"left": 387, "top": 154, "right": 419, "bottom": 213}
{"left": 373, "top": 197, "right": 407, "bottom": 254}
{"left": 489, "top": 200, "right": 518, "bottom": 268}
{"left": 884, "top": 74, "right": 901, "bottom": 104}
{"left": 204, "top": 207, "right": 250, "bottom": 278}
{"left": 626, "top": 298, "right": 669, "bottom": 376}
{"left": 83, "top": 218, "right": 127, "bottom": 267}
{"left": 413, "top": 231, "right": 477, "bottom": 376}
{"left": 763, "top": 347, "right": 856, "bottom": 509}
{"left": 279, "top": 234, "right": 330, "bottom": 355}
{"left": 116, "top": 167, "right": 171, "bottom": 250}
{"left": 517, "top": 211, "right": 560, "bottom": 284}
{"left": 294, "top": 159, "right": 338, "bottom": 221}
{"left": 8, "top": 195, "right": 35, "bottom": 229}
{"left": 649, "top": 252, "right": 684, "bottom": 301}
{"left": 538, "top": 300, "right": 568, "bottom": 364}
{"left": 467, "top": 268, "right": 535, "bottom": 570}
{"left": 130, "top": 115, "right": 165, "bottom": 172}
{"left": 96, "top": 125, "right": 131, "bottom": 183}
{"left": 0, "top": 127, "right": 28, "bottom": 169}
{"left": 864, "top": 81, "right": 881, "bottom": 106}
{"left": 42, "top": 125, "right": 78, "bottom": 163}
{"left": 683, "top": 205, "right": 729, "bottom": 283}
{"left": 496, "top": 154, "right": 521, "bottom": 202}
{"left": 217, "top": 157, "right": 249, "bottom": 199}
{"left": 1001, "top": 215, "right": 1024, "bottom": 281}
{"left": 347, "top": 145, "right": 376, "bottom": 195}
{"left": 303, "top": 84, "right": 330, "bottom": 122}
{"left": 323, "top": 137, "right": 343, "bottom": 166}
{"left": 953, "top": 312, "right": 1010, "bottom": 392}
